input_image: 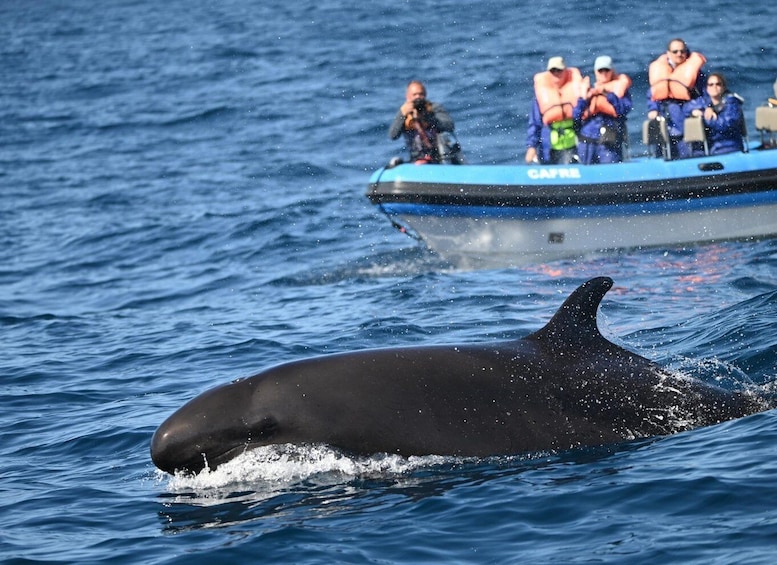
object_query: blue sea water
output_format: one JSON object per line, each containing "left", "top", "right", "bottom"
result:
{"left": 2, "top": 0, "right": 777, "bottom": 563}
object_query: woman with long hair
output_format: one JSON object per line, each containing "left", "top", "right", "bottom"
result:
{"left": 686, "top": 72, "right": 745, "bottom": 155}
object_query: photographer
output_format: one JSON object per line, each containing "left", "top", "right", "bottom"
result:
{"left": 389, "top": 80, "right": 457, "bottom": 164}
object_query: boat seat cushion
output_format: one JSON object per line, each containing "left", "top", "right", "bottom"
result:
{"left": 755, "top": 106, "right": 777, "bottom": 132}
{"left": 683, "top": 116, "right": 707, "bottom": 142}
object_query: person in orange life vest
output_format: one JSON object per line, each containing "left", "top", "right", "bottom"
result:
{"left": 646, "top": 38, "right": 707, "bottom": 159}
{"left": 525, "top": 56, "right": 582, "bottom": 165}
{"left": 389, "top": 80, "right": 455, "bottom": 164}
{"left": 572, "top": 55, "right": 633, "bottom": 165}
{"left": 685, "top": 73, "right": 745, "bottom": 155}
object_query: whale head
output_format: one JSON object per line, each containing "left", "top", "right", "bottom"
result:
{"left": 150, "top": 377, "right": 280, "bottom": 474}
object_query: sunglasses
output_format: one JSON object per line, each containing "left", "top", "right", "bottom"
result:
{"left": 707, "top": 82, "right": 722, "bottom": 86}
{"left": 596, "top": 68, "right": 611, "bottom": 73}
{"left": 670, "top": 49, "right": 688, "bottom": 54}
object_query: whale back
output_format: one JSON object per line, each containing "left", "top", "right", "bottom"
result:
{"left": 526, "top": 276, "right": 615, "bottom": 351}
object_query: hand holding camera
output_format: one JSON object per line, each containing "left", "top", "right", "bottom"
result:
{"left": 402, "top": 98, "right": 429, "bottom": 128}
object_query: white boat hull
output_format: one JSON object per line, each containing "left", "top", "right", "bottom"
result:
{"left": 396, "top": 200, "right": 777, "bottom": 267}
{"left": 368, "top": 146, "right": 777, "bottom": 267}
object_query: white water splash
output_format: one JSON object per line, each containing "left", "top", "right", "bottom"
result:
{"left": 157, "top": 443, "right": 455, "bottom": 500}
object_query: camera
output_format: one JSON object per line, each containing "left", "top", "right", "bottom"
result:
{"left": 413, "top": 98, "right": 427, "bottom": 112}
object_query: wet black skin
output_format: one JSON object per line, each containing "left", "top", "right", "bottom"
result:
{"left": 151, "top": 277, "right": 768, "bottom": 475}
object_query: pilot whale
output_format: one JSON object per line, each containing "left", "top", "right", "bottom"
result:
{"left": 151, "top": 277, "right": 770, "bottom": 475}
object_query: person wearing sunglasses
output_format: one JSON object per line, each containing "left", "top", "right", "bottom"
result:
{"left": 685, "top": 72, "right": 745, "bottom": 155}
{"left": 647, "top": 38, "right": 707, "bottom": 159}
{"left": 572, "top": 56, "right": 633, "bottom": 164}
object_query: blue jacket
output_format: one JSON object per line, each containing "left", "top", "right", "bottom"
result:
{"left": 525, "top": 98, "right": 554, "bottom": 163}
{"left": 573, "top": 89, "right": 632, "bottom": 142}
{"left": 684, "top": 92, "right": 745, "bottom": 154}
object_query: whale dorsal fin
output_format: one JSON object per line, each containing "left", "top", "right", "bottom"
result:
{"left": 526, "top": 277, "right": 613, "bottom": 348}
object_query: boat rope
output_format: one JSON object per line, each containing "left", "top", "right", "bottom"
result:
{"left": 371, "top": 165, "right": 422, "bottom": 241}
{"left": 377, "top": 203, "right": 423, "bottom": 241}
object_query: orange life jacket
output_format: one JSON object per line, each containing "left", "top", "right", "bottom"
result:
{"left": 534, "top": 67, "right": 583, "bottom": 125}
{"left": 584, "top": 73, "right": 633, "bottom": 118}
{"left": 649, "top": 52, "right": 706, "bottom": 101}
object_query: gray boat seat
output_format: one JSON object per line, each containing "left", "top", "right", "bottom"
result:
{"left": 756, "top": 106, "right": 777, "bottom": 147}
{"left": 683, "top": 116, "right": 709, "bottom": 155}
{"left": 642, "top": 118, "right": 671, "bottom": 158}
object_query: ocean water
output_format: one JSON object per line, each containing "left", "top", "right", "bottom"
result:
{"left": 3, "top": 0, "right": 777, "bottom": 563}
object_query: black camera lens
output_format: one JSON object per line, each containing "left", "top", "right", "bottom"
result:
{"left": 413, "top": 99, "right": 426, "bottom": 111}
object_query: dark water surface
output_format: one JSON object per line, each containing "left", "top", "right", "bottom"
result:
{"left": 3, "top": 1, "right": 777, "bottom": 563}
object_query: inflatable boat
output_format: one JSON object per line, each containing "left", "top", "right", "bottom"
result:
{"left": 367, "top": 110, "right": 777, "bottom": 267}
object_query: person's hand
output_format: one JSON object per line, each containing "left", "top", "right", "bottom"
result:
{"left": 400, "top": 101, "right": 415, "bottom": 118}
{"left": 647, "top": 110, "right": 659, "bottom": 120}
{"left": 703, "top": 107, "right": 717, "bottom": 121}
{"left": 586, "top": 85, "right": 602, "bottom": 99}
{"left": 525, "top": 147, "right": 538, "bottom": 164}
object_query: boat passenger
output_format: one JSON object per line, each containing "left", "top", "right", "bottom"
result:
{"left": 647, "top": 38, "right": 707, "bottom": 159}
{"left": 573, "top": 55, "right": 633, "bottom": 164}
{"left": 525, "top": 56, "right": 583, "bottom": 165}
{"left": 389, "top": 80, "right": 457, "bottom": 165}
{"left": 685, "top": 72, "right": 745, "bottom": 155}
